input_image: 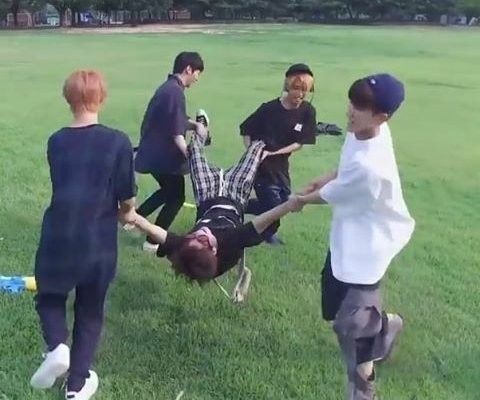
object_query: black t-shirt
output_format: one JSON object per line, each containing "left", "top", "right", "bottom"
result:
{"left": 135, "top": 75, "right": 189, "bottom": 175}
{"left": 239, "top": 98, "right": 316, "bottom": 186}
{"left": 158, "top": 198, "right": 269, "bottom": 277}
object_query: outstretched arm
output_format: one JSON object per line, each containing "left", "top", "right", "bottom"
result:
{"left": 262, "top": 143, "right": 302, "bottom": 160}
{"left": 295, "top": 191, "right": 327, "bottom": 206}
{"left": 251, "top": 198, "right": 296, "bottom": 234}
{"left": 288, "top": 172, "right": 337, "bottom": 211}
{"left": 298, "top": 170, "right": 337, "bottom": 195}
{"left": 173, "top": 135, "right": 188, "bottom": 158}
{"left": 133, "top": 214, "right": 168, "bottom": 245}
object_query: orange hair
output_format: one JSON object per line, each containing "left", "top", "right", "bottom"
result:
{"left": 63, "top": 70, "right": 107, "bottom": 113}
{"left": 284, "top": 73, "right": 314, "bottom": 93}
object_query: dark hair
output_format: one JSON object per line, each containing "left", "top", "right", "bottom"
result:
{"left": 173, "top": 52, "right": 204, "bottom": 74}
{"left": 348, "top": 78, "right": 381, "bottom": 114}
{"left": 169, "top": 237, "right": 218, "bottom": 282}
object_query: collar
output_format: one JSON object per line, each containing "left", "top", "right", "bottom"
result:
{"left": 168, "top": 74, "right": 185, "bottom": 89}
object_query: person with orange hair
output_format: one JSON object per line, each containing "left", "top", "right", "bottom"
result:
{"left": 30, "top": 70, "right": 137, "bottom": 400}
{"left": 240, "top": 63, "right": 317, "bottom": 245}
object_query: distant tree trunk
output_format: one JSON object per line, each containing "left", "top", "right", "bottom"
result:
{"left": 59, "top": 7, "right": 66, "bottom": 26}
{"left": 11, "top": 0, "right": 21, "bottom": 27}
{"left": 129, "top": 10, "right": 138, "bottom": 26}
{"left": 70, "top": 9, "right": 76, "bottom": 26}
{"left": 346, "top": 5, "right": 354, "bottom": 19}
{"left": 71, "top": 8, "right": 79, "bottom": 26}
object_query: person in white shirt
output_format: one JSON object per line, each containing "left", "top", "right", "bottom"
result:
{"left": 291, "top": 73, "right": 415, "bottom": 400}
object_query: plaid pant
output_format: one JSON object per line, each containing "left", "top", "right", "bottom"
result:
{"left": 188, "top": 136, "right": 265, "bottom": 208}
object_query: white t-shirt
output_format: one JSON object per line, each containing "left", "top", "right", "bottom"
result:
{"left": 320, "top": 123, "right": 415, "bottom": 284}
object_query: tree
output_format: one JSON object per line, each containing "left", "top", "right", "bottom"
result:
{"left": 3, "top": 0, "right": 23, "bottom": 26}
{"left": 0, "top": 0, "right": 9, "bottom": 23}
{"left": 121, "top": 0, "right": 172, "bottom": 24}
{"left": 366, "top": 0, "right": 398, "bottom": 20}
{"left": 342, "top": 0, "right": 372, "bottom": 19}
{"left": 424, "top": 0, "right": 456, "bottom": 19}
{"left": 96, "top": 0, "right": 120, "bottom": 24}
{"left": 48, "top": 0, "right": 69, "bottom": 26}
{"left": 458, "top": 0, "right": 480, "bottom": 18}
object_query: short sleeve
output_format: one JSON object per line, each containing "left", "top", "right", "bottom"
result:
{"left": 114, "top": 135, "right": 137, "bottom": 202}
{"left": 320, "top": 162, "right": 381, "bottom": 209}
{"left": 239, "top": 103, "right": 266, "bottom": 140}
{"left": 297, "top": 105, "right": 317, "bottom": 145}
{"left": 46, "top": 135, "right": 54, "bottom": 168}
{"left": 168, "top": 90, "right": 188, "bottom": 137}
{"left": 157, "top": 232, "right": 184, "bottom": 257}
{"left": 230, "top": 222, "right": 264, "bottom": 249}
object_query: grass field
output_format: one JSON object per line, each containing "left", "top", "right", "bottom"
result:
{"left": 0, "top": 24, "right": 479, "bottom": 400}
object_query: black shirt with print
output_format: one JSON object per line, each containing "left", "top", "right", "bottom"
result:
{"left": 158, "top": 197, "right": 277, "bottom": 277}
{"left": 239, "top": 98, "right": 316, "bottom": 187}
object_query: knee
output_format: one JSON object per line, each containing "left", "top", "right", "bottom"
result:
{"left": 333, "top": 306, "right": 382, "bottom": 339}
{"left": 75, "top": 301, "right": 105, "bottom": 321}
{"left": 165, "top": 189, "right": 185, "bottom": 208}
{"left": 170, "top": 192, "right": 185, "bottom": 209}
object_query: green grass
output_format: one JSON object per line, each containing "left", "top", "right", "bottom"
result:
{"left": 1, "top": 24, "right": 479, "bottom": 400}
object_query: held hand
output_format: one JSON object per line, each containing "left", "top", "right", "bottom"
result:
{"left": 298, "top": 182, "right": 318, "bottom": 196}
{"left": 298, "top": 171, "right": 337, "bottom": 195}
{"left": 261, "top": 150, "right": 272, "bottom": 162}
{"left": 286, "top": 195, "right": 305, "bottom": 213}
{"left": 195, "top": 123, "right": 209, "bottom": 141}
{"left": 119, "top": 208, "right": 137, "bottom": 226}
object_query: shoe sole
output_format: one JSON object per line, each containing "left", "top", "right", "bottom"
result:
{"left": 66, "top": 371, "right": 99, "bottom": 400}
{"left": 31, "top": 360, "right": 69, "bottom": 389}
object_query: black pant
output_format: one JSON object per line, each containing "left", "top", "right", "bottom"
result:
{"left": 35, "top": 273, "right": 110, "bottom": 392}
{"left": 137, "top": 172, "right": 185, "bottom": 243}
{"left": 321, "top": 251, "right": 380, "bottom": 322}
{"left": 245, "top": 179, "right": 290, "bottom": 239}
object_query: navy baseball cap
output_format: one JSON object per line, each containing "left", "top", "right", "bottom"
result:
{"left": 364, "top": 73, "right": 405, "bottom": 116}
{"left": 285, "top": 63, "right": 314, "bottom": 77}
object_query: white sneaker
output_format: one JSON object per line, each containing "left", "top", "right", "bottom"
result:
{"left": 142, "top": 241, "right": 159, "bottom": 253}
{"left": 65, "top": 370, "right": 99, "bottom": 400}
{"left": 31, "top": 343, "right": 70, "bottom": 389}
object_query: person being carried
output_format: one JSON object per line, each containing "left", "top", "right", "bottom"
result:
{"left": 123, "top": 133, "right": 297, "bottom": 302}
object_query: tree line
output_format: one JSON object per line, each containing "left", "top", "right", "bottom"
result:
{"left": 1, "top": 0, "right": 480, "bottom": 27}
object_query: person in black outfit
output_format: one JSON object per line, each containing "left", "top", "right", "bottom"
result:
{"left": 31, "top": 70, "right": 137, "bottom": 400}
{"left": 240, "top": 63, "right": 317, "bottom": 245}
{"left": 124, "top": 133, "right": 298, "bottom": 302}
{"left": 135, "top": 51, "right": 208, "bottom": 253}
